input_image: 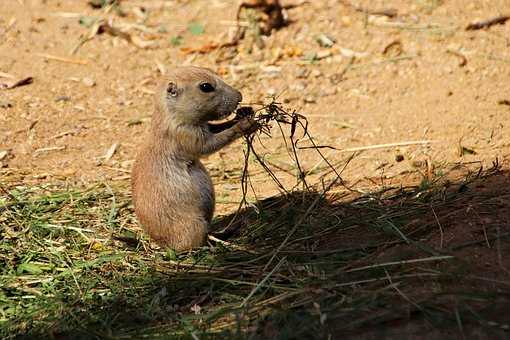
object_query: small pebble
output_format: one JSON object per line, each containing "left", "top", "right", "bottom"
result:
{"left": 60, "top": 168, "right": 76, "bottom": 177}
{"left": 0, "top": 150, "right": 9, "bottom": 160}
{"left": 55, "top": 96, "right": 71, "bottom": 102}
{"left": 341, "top": 16, "right": 351, "bottom": 26}
{"left": 82, "top": 77, "right": 96, "bottom": 87}
{"left": 311, "top": 69, "right": 323, "bottom": 77}
{"left": 395, "top": 154, "right": 404, "bottom": 162}
{"left": 304, "top": 96, "right": 317, "bottom": 104}
{"left": 321, "top": 87, "right": 337, "bottom": 96}
{"left": 295, "top": 68, "right": 310, "bottom": 79}
{"left": 315, "top": 50, "right": 332, "bottom": 60}
{"left": 290, "top": 82, "right": 306, "bottom": 91}
{"left": 316, "top": 34, "right": 336, "bottom": 48}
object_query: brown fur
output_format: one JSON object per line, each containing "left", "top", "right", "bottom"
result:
{"left": 131, "top": 66, "right": 257, "bottom": 251}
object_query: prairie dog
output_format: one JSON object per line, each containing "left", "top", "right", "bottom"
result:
{"left": 131, "top": 66, "right": 257, "bottom": 251}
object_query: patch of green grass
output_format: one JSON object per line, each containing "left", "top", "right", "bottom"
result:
{"left": 1, "top": 164, "right": 509, "bottom": 338}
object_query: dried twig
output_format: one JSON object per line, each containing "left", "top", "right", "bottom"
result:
{"left": 37, "top": 53, "right": 88, "bottom": 65}
{"left": 466, "top": 15, "right": 510, "bottom": 30}
{"left": 0, "top": 76, "right": 33, "bottom": 90}
{"left": 298, "top": 140, "right": 436, "bottom": 152}
{"left": 339, "top": 0, "right": 398, "bottom": 18}
{"left": 446, "top": 49, "right": 467, "bottom": 67}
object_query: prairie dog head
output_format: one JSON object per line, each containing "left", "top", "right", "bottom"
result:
{"left": 155, "top": 67, "right": 242, "bottom": 126}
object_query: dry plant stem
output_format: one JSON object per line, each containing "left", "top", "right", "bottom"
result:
{"left": 240, "top": 256, "right": 287, "bottom": 307}
{"left": 299, "top": 140, "right": 435, "bottom": 152}
{"left": 0, "top": 183, "right": 18, "bottom": 203}
{"left": 339, "top": 0, "right": 398, "bottom": 18}
{"left": 344, "top": 255, "right": 454, "bottom": 273}
{"left": 37, "top": 53, "right": 88, "bottom": 65}
{"left": 466, "top": 15, "right": 510, "bottom": 30}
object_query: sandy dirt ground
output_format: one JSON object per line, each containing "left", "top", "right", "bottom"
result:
{"left": 1, "top": 0, "right": 509, "bottom": 192}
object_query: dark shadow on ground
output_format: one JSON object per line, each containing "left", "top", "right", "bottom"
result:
{"left": 7, "top": 166, "right": 510, "bottom": 340}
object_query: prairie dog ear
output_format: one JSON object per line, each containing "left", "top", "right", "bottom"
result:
{"left": 166, "top": 82, "right": 178, "bottom": 97}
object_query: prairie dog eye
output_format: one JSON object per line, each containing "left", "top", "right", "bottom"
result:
{"left": 199, "top": 82, "right": 215, "bottom": 93}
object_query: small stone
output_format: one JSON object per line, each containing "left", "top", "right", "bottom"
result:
{"left": 120, "top": 160, "right": 134, "bottom": 168}
{"left": 340, "top": 16, "right": 351, "bottom": 26}
{"left": 0, "top": 150, "right": 9, "bottom": 160}
{"left": 290, "top": 82, "right": 306, "bottom": 91}
{"left": 82, "top": 77, "right": 96, "bottom": 87}
{"left": 60, "top": 168, "right": 76, "bottom": 177}
{"left": 395, "top": 154, "right": 404, "bottom": 162}
{"left": 315, "top": 50, "right": 332, "bottom": 60}
{"left": 304, "top": 96, "right": 316, "bottom": 104}
{"left": 311, "top": 69, "right": 323, "bottom": 77}
{"left": 222, "top": 184, "right": 237, "bottom": 191}
{"left": 316, "top": 34, "right": 336, "bottom": 48}
{"left": 267, "top": 88, "right": 276, "bottom": 97}
{"left": 55, "top": 96, "right": 71, "bottom": 102}
{"left": 295, "top": 68, "right": 310, "bottom": 79}
{"left": 261, "top": 65, "right": 281, "bottom": 75}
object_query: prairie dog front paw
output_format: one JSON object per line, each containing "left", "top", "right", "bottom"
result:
{"left": 237, "top": 117, "right": 260, "bottom": 135}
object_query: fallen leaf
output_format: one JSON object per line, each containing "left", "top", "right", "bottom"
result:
{"left": 458, "top": 145, "right": 477, "bottom": 157}
{"left": 90, "top": 241, "right": 106, "bottom": 251}
{"left": 17, "top": 263, "right": 44, "bottom": 275}
{"left": 190, "top": 304, "right": 202, "bottom": 315}
{"left": 170, "top": 35, "right": 183, "bottom": 46}
{"left": 17, "top": 262, "right": 53, "bottom": 275}
{"left": 188, "top": 22, "right": 205, "bottom": 35}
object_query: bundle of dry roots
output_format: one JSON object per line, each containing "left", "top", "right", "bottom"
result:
{"left": 234, "top": 101, "right": 347, "bottom": 200}
{"left": 213, "top": 101, "right": 351, "bottom": 238}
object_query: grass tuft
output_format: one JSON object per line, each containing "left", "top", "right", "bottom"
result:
{"left": 1, "top": 163, "right": 510, "bottom": 338}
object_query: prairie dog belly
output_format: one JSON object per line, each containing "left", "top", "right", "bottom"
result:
{"left": 188, "top": 161, "right": 215, "bottom": 224}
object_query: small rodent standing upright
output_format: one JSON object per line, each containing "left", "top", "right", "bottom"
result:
{"left": 131, "top": 66, "right": 258, "bottom": 251}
